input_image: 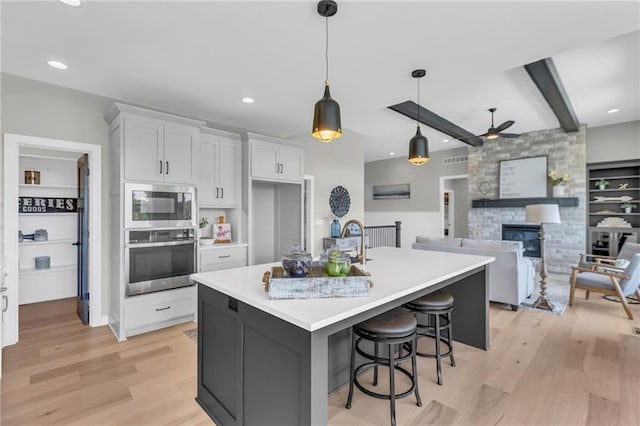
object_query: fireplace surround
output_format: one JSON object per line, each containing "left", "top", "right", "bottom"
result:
{"left": 502, "top": 224, "right": 541, "bottom": 258}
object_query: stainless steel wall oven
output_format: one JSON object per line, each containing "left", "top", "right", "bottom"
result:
{"left": 125, "top": 228, "right": 196, "bottom": 297}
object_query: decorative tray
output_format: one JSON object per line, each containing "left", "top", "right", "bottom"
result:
{"left": 262, "top": 265, "right": 372, "bottom": 299}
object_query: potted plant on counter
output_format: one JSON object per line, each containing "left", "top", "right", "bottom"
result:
{"left": 621, "top": 202, "right": 636, "bottom": 214}
{"left": 199, "top": 216, "right": 214, "bottom": 245}
{"left": 595, "top": 178, "right": 609, "bottom": 190}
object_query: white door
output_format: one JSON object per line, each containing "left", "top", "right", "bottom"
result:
{"left": 278, "top": 147, "right": 304, "bottom": 182}
{"left": 123, "top": 115, "right": 163, "bottom": 182}
{"left": 217, "top": 138, "right": 239, "bottom": 206}
{"left": 163, "top": 122, "right": 199, "bottom": 184}
{"left": 199, "top": 141, "right": 218, "bottom": 206}
{"left": 251, "top": 141, "right": 279, "bottom": 180}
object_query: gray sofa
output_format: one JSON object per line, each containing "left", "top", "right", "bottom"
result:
{"left": 412, "top": 237, "right": 535, "bottom": 310}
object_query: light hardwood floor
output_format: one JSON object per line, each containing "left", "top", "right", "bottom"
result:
{"left": 2, "top": 275, "right": 639, "bottom": 425}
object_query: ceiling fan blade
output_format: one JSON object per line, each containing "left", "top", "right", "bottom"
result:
{"left": 494, "top": 120, "right": 514, "bottom": 133}
{"left": 499, "top": 133, "right": 520, "bottom": 138}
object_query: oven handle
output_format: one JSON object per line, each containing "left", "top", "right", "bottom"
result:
{"left": 126, "top": 240, "right": 196, "bottom": 248}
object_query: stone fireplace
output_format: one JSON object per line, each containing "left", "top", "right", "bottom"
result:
{"left": 467, "top": 126, "right": 587, "bottom": 273}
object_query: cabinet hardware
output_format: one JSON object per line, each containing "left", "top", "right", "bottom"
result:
{"left": 228, "top": 297, "right": 238, "bottom": 312}
{"left": 155, "top": 306, "right": 171, "bottom": 311}
{"left": 275, "top": 162, "right": 279, "bottom": 174}
{"left": 218, "top": 255, "right": 231, "bottom": 259}
{"left": 166, "top": 161, "right": 169, "bottom": 175}
{"left": 221, "top": 187, "right": 224, "bottom": 199}
{"left": 72, "top": 241, "right": 81, "bottom": 246}
{"left": 216, "top": 187, "right": 219, "bottom": 199}
{"left": 280, "top": 163, "right": 284, "bottom": 174}
{"left": 0, "top": 286, "right": 7, "bottom": 293}
{"left": 2, "top": 295, "right": 7, "bottom": 313}
{"left": 159, "top": 160, "right": 163, "bottom": 174}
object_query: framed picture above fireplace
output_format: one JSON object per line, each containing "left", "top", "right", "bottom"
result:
{"left": 499, "top": 156, "right": 547, "bottom": 199}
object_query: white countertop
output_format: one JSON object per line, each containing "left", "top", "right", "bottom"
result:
{"left": 191, "top": 246, "right": 494, "bottom": 332}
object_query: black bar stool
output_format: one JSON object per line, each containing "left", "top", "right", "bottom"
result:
{"left": 404, "top": 291, "right": 455, "bottom": 385}
{"left": 346, "top": 308, "right": 422, "bottom": 426}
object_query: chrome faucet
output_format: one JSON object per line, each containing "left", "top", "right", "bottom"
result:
{"left": 340, "top": 219, "right": 366, "bottom": 266}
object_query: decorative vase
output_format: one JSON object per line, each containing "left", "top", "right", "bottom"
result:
{"left": 552, "top": 185, "right": 565, "bottom": 197}
{"left": 624, "top": 207, "right": 632, "bottom": 214}
{"left": 597, "top": 184, "right": 606, "bottom": 190}
{"left": 331, "top": 218, "right": 341, "bottom": 238}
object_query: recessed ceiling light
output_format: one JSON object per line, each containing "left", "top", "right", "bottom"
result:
{"left": 59, "top": 0, "right": 82, "bottom": 6}
{"left": 442, "top": 139, "right": 449, "bottom": 143}
{"left": 389, "top": 152, "right": 396, "bottom": 156}
{"left": 607, "top": 108, "right": 619, "bottom": 114}
{"left": 47, "top": 60, "right": 68, "bottom": 70}
{"left": 242, "top": 97, "right": 254, "bottom": 104}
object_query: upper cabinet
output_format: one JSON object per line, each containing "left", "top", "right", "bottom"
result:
{"left": 106, "top": 103, "right": 204, "bottom": 185}
{"left": 199, "top": 128, "right": 241, "bottom": 207}
{"left": 249, "top": 137, "right": 304, "bottom": 183}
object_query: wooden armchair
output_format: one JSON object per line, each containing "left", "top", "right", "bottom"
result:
{"left": 569, "top": 253, "right": 640, "bottom": 319}
{"left": 577, "top": 241, "right": 640, "bottom": 270}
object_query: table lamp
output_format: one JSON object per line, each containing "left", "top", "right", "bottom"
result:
{"left": 525, "top": 204, "right": 561, "bottom": 311}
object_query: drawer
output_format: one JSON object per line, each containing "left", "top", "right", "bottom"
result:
{"left": 200, "top": 246, "right": 247, "bottom": 266}
{"left": 200, "top": 259, "right": 247, "bottom": 273}
{"left": 125, "top": 295, "right": 194, "bottom": 330}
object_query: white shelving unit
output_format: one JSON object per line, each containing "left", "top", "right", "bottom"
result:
{"left": 18, "top": 154, "right": 78, "bottom": 305}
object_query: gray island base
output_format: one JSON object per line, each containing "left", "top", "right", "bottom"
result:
{"left": 192, "top": 247, "right": 494, "bottom": 426}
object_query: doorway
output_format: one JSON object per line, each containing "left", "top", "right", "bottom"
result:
{"left": 2, "top": 134, "right": 103, "bottom": 349}
{"left": 439, "top": 175, "right": 469, "bottom": 238}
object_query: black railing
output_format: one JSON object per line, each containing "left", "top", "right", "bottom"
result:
{"left": 364, "top": 221, "right": 401, "bottom": 248}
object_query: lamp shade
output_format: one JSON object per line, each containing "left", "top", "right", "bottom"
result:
{"left": 408, "top": 126, "right": 429, "bottom": 165}
{"left": 312, "top": 84, "right": 342, "bottom": 143}
{"left": 525, "top": 204, "right": 561, "bottom": 224}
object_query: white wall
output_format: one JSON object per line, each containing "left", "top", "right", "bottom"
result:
{"left": 290, "top": 130, "right": 365, "bottom": 257}
{"left": 587, "top": 120, "right": 640, "bottom": 163}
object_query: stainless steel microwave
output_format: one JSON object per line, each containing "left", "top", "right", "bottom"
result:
{"left": 124, "top": 183, "right": 196, "bottom": 228}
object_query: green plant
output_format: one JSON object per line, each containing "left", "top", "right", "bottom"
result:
{"left": 596, "top": 178, "right": 609, "bottom": 188}
{"left": 620, "top": 202, "right": 636, "bottom": 210}
{"left": 199, "top": 216, "right": 209, "bottom": 229}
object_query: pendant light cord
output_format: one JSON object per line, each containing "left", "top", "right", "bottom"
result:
{"left": 325, "top": 15, "right": 329, "bottom": 84}
{"left": 416, "top": 77, "right": 420, "bottom": 126}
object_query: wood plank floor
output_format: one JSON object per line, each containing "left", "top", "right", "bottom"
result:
{"left": 2, "top": 274, "right": 639, "bottom": 425}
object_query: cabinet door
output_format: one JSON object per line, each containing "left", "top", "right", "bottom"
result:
{"left": 199, "top": 141, "right": 218, "bottom": 206}
{"left": 251, "top": 141, "right": 279, "bottom": 180}
{"left": 218, "top": 138, "right": 240, "bottom": 206}
{"left": 278, "top": 146, "right": 304, "bottom": 182}
{"left": 164, "top": 122, "right": 200, "bottom": 185}
{"left": 123, "top": 115, "right": 163, "bottom": 182}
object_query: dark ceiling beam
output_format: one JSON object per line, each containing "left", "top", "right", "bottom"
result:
{"left": 388, "top": 101, "right": 484, "bottom": 147}
{"left": 524, "top": 58, "right": 580, "bottom": 132}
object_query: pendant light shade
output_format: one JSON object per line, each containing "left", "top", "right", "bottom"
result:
{"left": 408, "top": 126, "right": 429, "bottom": 165}
{"left": 312, "top": 82, "right": 342, "bottom": 143}
{"left": 312, "top": 0, "right": 342, "bottom": 143}
{"left": 408, "top": 69, "right": 430, "bottom": 165}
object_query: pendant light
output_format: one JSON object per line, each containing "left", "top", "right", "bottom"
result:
{"left": 408, "top": 69, "right": 429, "bottom": 165}
{"left": 312, "top": 0, "right": 342, "bottom": 143}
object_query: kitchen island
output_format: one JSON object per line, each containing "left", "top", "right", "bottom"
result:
{"left": 191, "top": 246, "right": 494, "bottom": 426}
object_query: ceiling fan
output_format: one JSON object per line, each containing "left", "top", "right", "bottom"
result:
{"left": 458, "top": 107, "right": 520, "bottom": 141}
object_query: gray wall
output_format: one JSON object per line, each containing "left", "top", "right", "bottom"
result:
{"left": 586, "top": 120, "right": 640, "bottom": 163}
{"left": 452, "top": 177, "right": 469, "bottom": 238}
{"left": 364, "top": 147, "right": 468, "bottom": 212}
{"left": 1, "top": 73, "right": 115, "bottom": 317}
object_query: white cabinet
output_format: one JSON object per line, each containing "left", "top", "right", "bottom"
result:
{"left": 108, "top": 103, "right": 204, "bottom": 185}
{"left": 250, "top": 139, "right": 304, "bottom": 183}
{"left": 199, "top": 129, "right": 241, "bottom": 207}
{"left": 123, "top": 286, "right": 196, "bottom": 337}
{"left": 199, "top": 244, "right": 247, "bottom": 272}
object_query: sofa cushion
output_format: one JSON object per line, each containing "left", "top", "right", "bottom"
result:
{"left": 462, "top": 238, "right": 523, "bottom": 253}
{"left": 415, "top": 236, "right": 462, "bottom": 247}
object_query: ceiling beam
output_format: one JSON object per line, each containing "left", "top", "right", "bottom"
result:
{"left": 524, "top": 58, "right": 580, "bottom": 133}
{"left": 388, "top": 101, "right": 483, "bottom": 147}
